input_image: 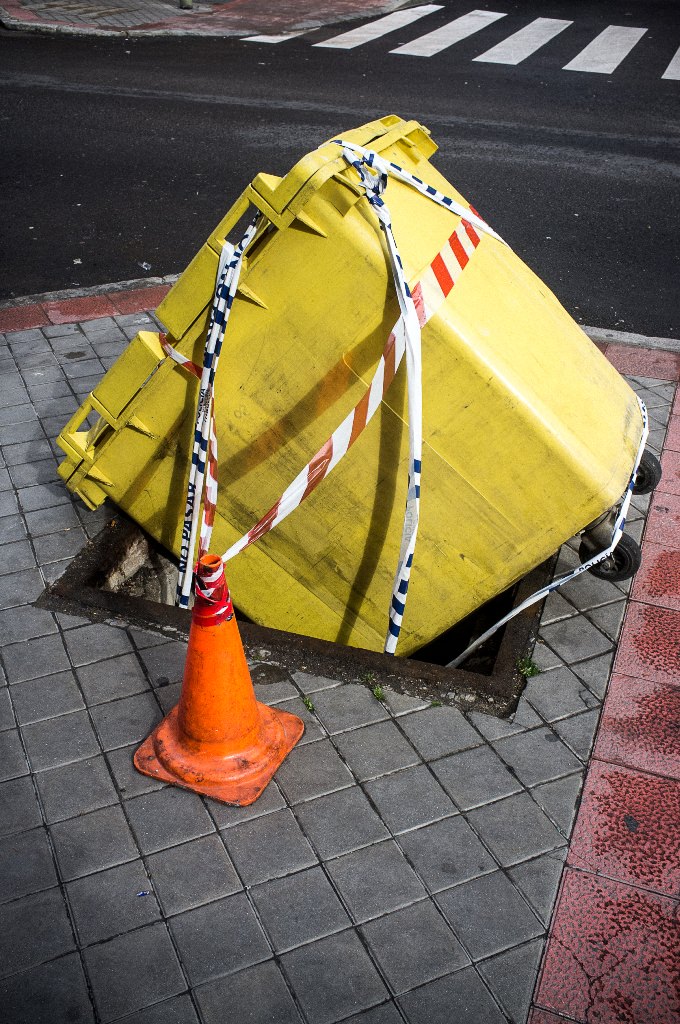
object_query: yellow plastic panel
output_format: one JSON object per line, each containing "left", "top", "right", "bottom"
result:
{"left": 57, "top": 116, "right": 642, "bottom": 655}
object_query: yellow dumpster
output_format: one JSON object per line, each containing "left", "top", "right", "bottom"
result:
{"left": 57, "top": 115, "right": 644, "bottom": 655}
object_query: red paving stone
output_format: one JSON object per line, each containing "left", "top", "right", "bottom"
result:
{"left": 594, "top": 673, "right": 680, "bottom": 780}
{"left": 528, "top": 1011, "right": 572, "bottom": 1023}
{"left": 644, "top": 489, "right": 680, "bottom": 548}
{"left": 109, "top": 285, "right": 170, "bottom": 314}
{"left": 535, "top": 869, "right": 680, "bottom": 1023}
{"left": 659, "top": 449, "right": 680, "bottom": 495}
{"left": 568, "top": 760, "right": 680, "bottom": 898}
{"left": 631, "top": 540, "right": 680, "bottom": 612}
{"left": 602, "top": 343, "right": 680, "bottom": 381}
{"left": 44, "top": 295, "right": 119, "bottom": 324}
{"left": 0, "top": 303, "right": 50, "bottom": 332}
{"left": 665, "top": 415, "right": 680, "bottom": 453}
{"left": 614, "top": 601, "right": 680, "bottom": 686}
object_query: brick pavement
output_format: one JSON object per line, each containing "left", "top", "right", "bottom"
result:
{"left": 0, "top": 0, "right": 404, "bottom": 37}
{"left": 0, "top": 290, "right": 678, "bottom": 1023}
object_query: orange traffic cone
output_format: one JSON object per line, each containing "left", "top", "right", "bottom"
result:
{"left": 134, "top": 553, "right": 304, "bottom": 805}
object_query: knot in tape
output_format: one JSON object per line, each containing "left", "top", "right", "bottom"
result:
{"left": 193, "top": 555, "right": 234, "bottom": 626}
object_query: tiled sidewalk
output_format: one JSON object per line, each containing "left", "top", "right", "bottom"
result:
{"left": 0, "top": 296, "right": 678, "bottom": 1023}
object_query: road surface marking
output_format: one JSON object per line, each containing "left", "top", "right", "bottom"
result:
{"left": 244, "top": 33, "right": 304, "bottom": 44}
{"left": 315, "top": 4, "right": 442, "bottom": 49}
{"left": 564, "top": 25, "right": 647, "bottom": 74}
{"left": 391, "top": 9, "right": 506, "bottom": 57}
{"left": 473, "top": 17, "right": 572, "bottom": 65}
{"left": 662, "top": 45, "right": 680, "bottom": 80}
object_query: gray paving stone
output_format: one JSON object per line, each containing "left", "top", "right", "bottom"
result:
{"left": 221, "top": 807, "right": 317, "bottom": 886}
{"left": 274, "top": 738, "right": 355, "bottom": 804}
{"left": 146, "top": 834, "right": 241, "bottom": 916}
{"left": 397, "top": 964, "right": 506, "bottom": 1024}
{"left": 50, "top": 804, "right": 139, "bottom": 880}
{"left": 34, "top": 527, "right": 86, "bottom": 565}
{"left": 540, "top": 590, "right": 579, "bottom": 624}
{"left": 332, "top": 719, "right": 420, "bottom": 782}
{"left": 571, "top": 651, "right": 615, "bottom": 699}
{"left": 530, "top": 641, "right": 564, "bottom": 673}
{"left": 10, "top": 669, "right": 84, "bottom": 725}
{"left": 281, "top": 929, "right": 388, "bottom": 1024}
{"left": 207, "top": 779, "right": 285, "bottom": 828}
{"left": 326, "top": 840, "right": 426, "bottom": 924}
{"left": 17, "top": 481, "right": 71, "bottom": 512}
{"left": 477, "top": 937, "right": 545, "bottom": 1024}
{"left": 344, "top": 1004, "right": 402, "bottom": 1023}
{"left": 3, "top": 633, "right": 70, "bottom": 683}
{"left": 252, "top": 677, "right": 299, "bottom": 705}
{"left": 466, "top": 792, "right": 564, "bottom": 867}
{"left": 361, "top": 900, "right": 469, "bottom": 995}
{"left": 466, "top": 710, "right": 527, "bottom": 742}
{"left": 104, "top": 744, "right": 164, "bottom": 799}
{"left": 398, "top": 814, "right": 497, "bottom": 894}
{"left": 252, "top": 864, "right": 351, "bottom": 952}
{"left": 112, "top": 993, "right": 199, "bottom": 1024}
{"left": 553, "top": 708, "right": 601, "bottom": 761}
{"left": 273, "top": 695, "right": 325, "bottom": 744}
{"left": 35, "top": 755, "right": 118, "bottom": 823}
{"left": 311, "top": 684, "right": 389, "bottom": 734}
{"left": 195, "top": 960, "right": 302, "bottom": 1024}
{"left": 84, "top": 922, "right": 186, "bottom": 1022}
{"left": 292, "top": 669, "right": 342, "bottom": 694}
{"left": 586, "top": 599, "right": 627, "bottom": 641}
{"left": 0, "top": 826, "right": 57, "bottom": 903}
{"left": 364, "top": 765, "right": 457, "bottom": 834}
{"left": 3, "top": 438, "right": 53, "bottom": 467}
{"left": 67, "top": 858, "right": 160, "bottom": 945}
{"left": 510, "top": 698, "right": 544, "bottom": 727}
{"left": 90, "top": 692, "right": 161, "bottom": 750}
{"left": 138, "top": 641, "right": 186, "bottom": 685}
{"left": 0, "top": 537, "right": 34, "bottom": 573}
{"left": 294, "top": 785, "right": 389, "bottom": 860}
{"left": 125, "top": 786, "right": 215, "bottom": 855}
{"left": 397, "top": 706, "right": 482, "bottom": 761}
{"left": 0, "top": 951, "right": 94, "bottom": 1024}
{"left": 0, "top": 775, "right": 42, "bottom": 836}
{"left": 0, "top": 728, "right": 28, "bottom": 781}
{"left": 129, "top": 626, "right": 173, "bottom": 650}
{"left": 155, "top": 680, "right": 181, "bottom": 714}
{"left": 381, "top": 686, "right": 429, "bottom": 717}
{"left": 21, "top": 708, "right": 100, "bottom": 771}
{"left": 0, "top": 687, "right": 14, "bottom": 730}
{"left": 76, "top": 651, "right": 150, "bottom": 704}
{"left": 63, "top": 622, "right": 133, "bottom": 666}
{"left": 508, "top": 848, "right": 567, "bottom": 926}
{"left": 531, "top": 772, "right": 584, "bottom": 837}
{"left": 24, "top": 502, "right": 80, "bottom": 537}
{"left": 169, "top": 892, "right": 271, "bottom": 986}
{"left": 437, "top": 870, "right": 543, "bottom": 960}
{"left": 0, "top": 887, "right": 74, "bottom": 979}
{"left": 521, "top": 665, "right": 600, "bottom": 721}
{"left": 492, "top": 727, "right": 582, "bottom": 788}
{"left": 539, "top": 614, "right": 613, "bottom": 663}
{"left": 0, "top": 513, "right": 25, "bottom": 542}
{"left": 432, "top": 744, "right": 522, "bottom": 810}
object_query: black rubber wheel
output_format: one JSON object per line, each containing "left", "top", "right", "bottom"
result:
{"left": 633, "top": 450, "right": 662, "bottom": 495}
{"left": 579, "top": 533, "right": 642, "bottom": 583}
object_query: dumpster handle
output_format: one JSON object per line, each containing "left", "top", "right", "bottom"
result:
{"left": 447, "top": 396, "right": 649, "bottom": 668}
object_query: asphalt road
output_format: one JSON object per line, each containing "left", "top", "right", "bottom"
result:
{"left": 1, "top": 0, "right": 678, "bottom": 336}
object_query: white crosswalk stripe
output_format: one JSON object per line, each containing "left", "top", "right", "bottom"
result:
{"left": 390, "top": 8, "right": 506, "bottom": 57}
{"left": 314, "top": 4, "right": 442, "bottom": 50}
{"left": 244, "top": 32, "right": 304, "bottom": 43}
{"left": 242, "top": 8, "right": 677, "bottom": 81}
{"left": 662, "top": 44, "right": 680, "bottom": 80}
{"left": 563, "top": 25, "right": 647, "bottom": 74}
{"left": 473, "top": 16, "right": 572, "bottom": 65}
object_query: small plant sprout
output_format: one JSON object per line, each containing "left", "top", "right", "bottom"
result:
{"left": 430, "top": 699, "right": 442, "bottom": 708}
{"left": 301, "top": 695, "right": 315, "bottom": 713}
{"left": 372, "top": 683, "right": 385, "bottom": 702}
{"left": 361, "top": 671, "right": 376, "bottom": 686}
{"left": 516, "top": 656, "right": 541, "bottom": 678}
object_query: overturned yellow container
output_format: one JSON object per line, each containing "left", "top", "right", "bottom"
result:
{"left": 57, "top": 115, "right": 643, "bottom": 655}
